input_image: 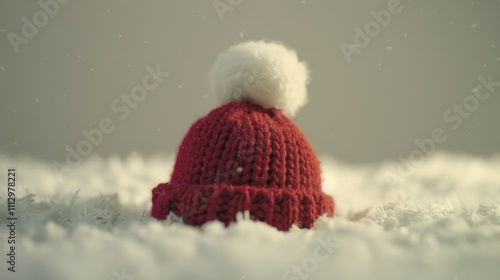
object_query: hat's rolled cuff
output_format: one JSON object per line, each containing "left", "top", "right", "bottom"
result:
{"left": 151, "top": 182, "right": 334, "bottom": 231}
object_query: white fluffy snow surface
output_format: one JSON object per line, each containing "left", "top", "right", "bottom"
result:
{"left": 1, "top": 153, "right": 500, "bottom": 280}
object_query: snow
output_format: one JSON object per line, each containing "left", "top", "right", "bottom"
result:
{"left": 1, "top": 153, "right": 500, "bottom": 280}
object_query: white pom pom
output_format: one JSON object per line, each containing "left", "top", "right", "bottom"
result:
{"left": 209, "top": 41, "right": 310, "bottom": 117}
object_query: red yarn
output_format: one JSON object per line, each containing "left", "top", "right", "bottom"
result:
{"left": 151, "top": 101, "right": 334, "bottom": 231}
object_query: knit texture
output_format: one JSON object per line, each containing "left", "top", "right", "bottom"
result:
{"left": 151, "top": 101, "right": 334, "bottom": 231}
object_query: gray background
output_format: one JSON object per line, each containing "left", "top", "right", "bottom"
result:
{"left": 1, "top": 0, "right": 499, "bottom": 165}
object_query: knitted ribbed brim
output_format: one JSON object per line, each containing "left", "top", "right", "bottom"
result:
{"left": 151, "top": 182, "right": 334, "bottom": 231}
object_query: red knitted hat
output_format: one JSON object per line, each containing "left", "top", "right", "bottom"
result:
{"left": 151, "top": 41, "right": 334, "bottom": 231}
